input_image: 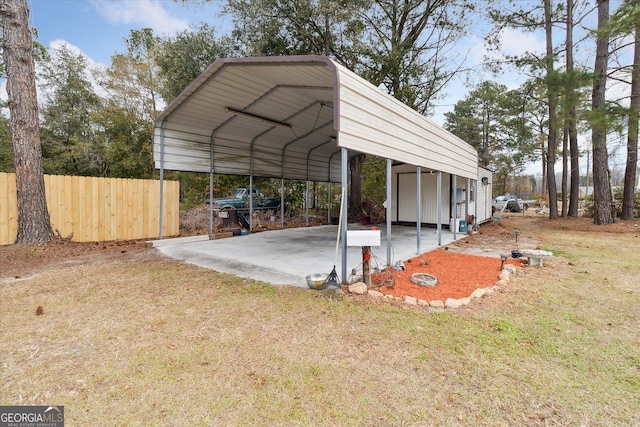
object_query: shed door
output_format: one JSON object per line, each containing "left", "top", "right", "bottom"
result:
{"left": 396, "top": 172, "right": 450, "bottom": 225}
{"left": 397, "top": 173, "right": 418, "bottom": 222}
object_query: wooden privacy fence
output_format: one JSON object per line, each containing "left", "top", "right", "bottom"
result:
{"left": 0, "top": 173, "right": 179, "bottom": 245}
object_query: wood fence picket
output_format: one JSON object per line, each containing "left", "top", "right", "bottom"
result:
{"left": 0, "top": 173, "right": 179, "bottom": 245}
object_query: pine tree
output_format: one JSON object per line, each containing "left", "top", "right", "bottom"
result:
{"left": 0, "top": 0, "right": 53, "bottom": 243}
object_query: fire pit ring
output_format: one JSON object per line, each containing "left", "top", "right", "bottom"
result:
{"left": 411, "top": 273, "right": 438, "bottom": 287}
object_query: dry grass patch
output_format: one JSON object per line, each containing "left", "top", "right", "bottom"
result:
{"left": 1, "top": 219, "right": 639, "bottom": 426}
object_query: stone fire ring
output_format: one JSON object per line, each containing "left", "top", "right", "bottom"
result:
{"left": 411, "top": 273, "right": 438, "bottom": 287}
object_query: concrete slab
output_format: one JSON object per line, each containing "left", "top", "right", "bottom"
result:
{"left": 149, "top": 224, "right": 461, "bottom": 288}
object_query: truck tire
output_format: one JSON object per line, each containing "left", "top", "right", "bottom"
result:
{"left": 238, "top": 213, "right": 250, "bottom": 229}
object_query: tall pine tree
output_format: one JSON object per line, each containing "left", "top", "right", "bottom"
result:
{"left": 0, "top": 0, "right": 53, "bottom": 243}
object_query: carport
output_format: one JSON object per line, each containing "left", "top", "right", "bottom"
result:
{"left": 153, "top": 55, "right": 478, "bottom": 283}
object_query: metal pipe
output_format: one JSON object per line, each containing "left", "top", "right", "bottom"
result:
{"left": 416, "top": 166, "right": 421, "bottom": 254}
{"left": 474, "top": 178, "right": 478, "bottom": 231}
{"left": 209, "top": 160, "right": 213, "bottom": 234}
{"left": 280, "top": 177, "right": 285, "bottom": 229}
{"left": 465, "top": 178, "right": 470, "bottom": 228}
{"left": 209, "top": 127, "right": 222, "bottom": 234}
{"left": 158, "top": 122, "right": 166, "bottom": 240}
{"left": 249, "top": 175, "right": 254, "bottom": 229}
{"left": 305, "top": 180, "right": 309, "bottom": 227}
{"left": 386, "top": 159, "right": 392, "bottom": 266}
{"left": 452, "top": 175, "right": 458, "bottom": 240}
{"left": 437, "top": 171, "right": 442, "bottom": 246}
{"left": 341, "top": 147, "right": 348, "bottom": 284}
{"left": 328, "top": 180, "right": 332, "bottom": 225}
{"left": 225, "top": 107, "right": 292, "bottom": 129}
{"left": 328, "top": 151, "right": 340, "bottom": 226}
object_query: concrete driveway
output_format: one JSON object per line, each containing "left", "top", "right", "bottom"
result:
{"left": 148, "top": 224, "right": 461, "bottom": 288}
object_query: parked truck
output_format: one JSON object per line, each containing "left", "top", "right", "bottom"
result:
{"left": 206, "top": 188, "right": 281, "bottom": 214}
{"left": 492, "top": 194, "right": 529, "bottom": 213}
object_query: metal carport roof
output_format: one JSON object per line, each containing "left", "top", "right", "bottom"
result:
{"left": 153, "top": 55, "right": 477, "bottom": 181}
{"left": 153, "top": 55, "right": 479, "bottom": 284}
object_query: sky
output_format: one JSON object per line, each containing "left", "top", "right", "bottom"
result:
{"left": 28, "top": 0, "right": 225, "bottom": 65}
{"left": 22, "top": 0, "right": 541, "bottom": 123}
{"left": 7, "top": 0, "right": 628, "bottom": 179}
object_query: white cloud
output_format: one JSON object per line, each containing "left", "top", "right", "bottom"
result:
{"left": 89, "top": 0, "right": 190, "bottom": 36}
{"left": 36, "top": 40, "right": 109, "bottom": 102}
{"left": 478, "top": 28, "right": 545, "bottom": 63}
{"left": 499, "top": 28, "right": 545, "bottom": 58}
{"left": 463, "top": 34, "right": 488, "bottom": 65}
{"left": 0, "top": 40, "right": 95, "bottom": 110}
{"left": 49, "top": 39, "right": 103, "bottom": 69}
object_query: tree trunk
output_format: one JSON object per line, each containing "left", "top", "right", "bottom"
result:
{"left": 541, "top": 134, "right": 547, "bottom": 196}
{"left": 568, "top": 108, "right": 580, "bottom": 217}
{"left": 562, "top": 126, "right": 568, "bottom": 217}
{"left": 0, "top": 0, "right": 53, "bottom": 243}
{"left": 567, "top": 0, "right": 580, "bottom": 217}
{"left": 545, "top": 0, "right": 559, "bottom": 219}
{"left": 621, "top": 21, "right": 639, "bottom": 220}
{"left": 349, "top": 153, "right": 366, "bottom": 219}
{"left": 592, "top": 0, "right": 613, "bottom": 225}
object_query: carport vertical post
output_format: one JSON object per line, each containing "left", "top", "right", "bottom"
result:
{"left": 328, "top": 159, "right": 333, "bottom": 225}
{"left": 474, "top": 179, "right": 478, "bottom": 230}
{"left": 280, "top": 177, "right": 285, "bottom": 229}
{"left": 159, "top": 122, "right": 166, "bottom": 240}
{"left": 209, "top": 170, "right": 214, "bottom": 235}
{"left": 328, "top": 182, "right": 332, "bottom": 225}
{"left": 452, "top": 175, "right": 458, "bottom": 239}
{"left": 437, "top": 171, "right": 442, "bottom": 246}
{"left": 304, "top": 179, "right": 309, "bottom": 227}
{"left": 341, "top": 147, "right": 348, "bottom": 284}
{"left": 386, "top": 159, "right": 392, "bottom": 266}
{"left": 249, "top": 175, "right": 254, "bottom": 230}
{"left": 465, "top": 178, "right": 469, "bottom": 227}
{"left": 416, "top": 166, "right": 421, "bottom": 254}
{"left": 209, "top": 134, "right": 215, "bottom": 236}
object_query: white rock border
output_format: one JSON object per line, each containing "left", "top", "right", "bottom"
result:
{"left": 351, "top": 264, "right": 519, "bottom": 310}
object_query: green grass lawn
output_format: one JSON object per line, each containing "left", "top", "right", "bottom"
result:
{"left": 1, "top": 218, "right": 639, "bottom": 426}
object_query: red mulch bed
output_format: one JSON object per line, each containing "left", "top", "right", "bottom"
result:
{"left": 374, "top": 250, "right": 522, "bottom": 301}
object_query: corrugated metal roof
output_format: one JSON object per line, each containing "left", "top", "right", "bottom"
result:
{"left": 153, "top": 55, "right": 478, "bottom": 182}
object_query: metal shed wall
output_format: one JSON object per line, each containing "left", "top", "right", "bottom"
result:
{"left": 477, "top": 167, "right": 493, "bottom": 223}
{"left": 391, "top": 164, "right": 490, "bottom": 227}
{"left": 391, "top": 165, "right": 453, "bottom": 224}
